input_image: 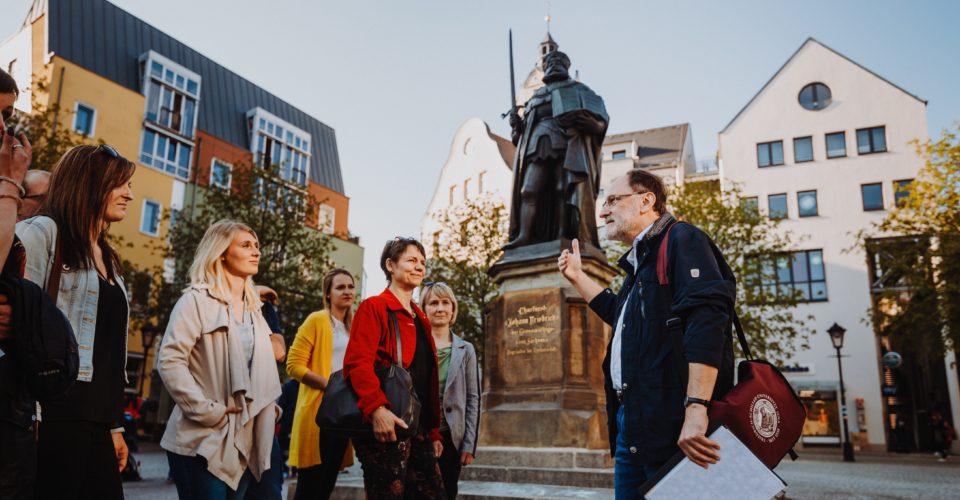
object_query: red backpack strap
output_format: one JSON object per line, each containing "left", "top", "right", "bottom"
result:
{"left": 657, "top": 221, "right": 687, "bottom": 285}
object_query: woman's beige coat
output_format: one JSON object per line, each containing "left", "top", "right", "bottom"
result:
{"left": 158, "top": 285, "right": 282, "bottom": 489}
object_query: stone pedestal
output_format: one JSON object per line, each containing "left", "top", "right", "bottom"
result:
{"left": 480, "top": 240, "right": 618, "bottom": 451}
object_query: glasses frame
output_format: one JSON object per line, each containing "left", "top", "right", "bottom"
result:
{"left": 602, "top": 191, "right": 649, "bottom": 209}
{"left": 95, "top": 144, "right": 120, "bottom": 158}
{"left": 421, "top": 281, "right": 448, "bottom": 288}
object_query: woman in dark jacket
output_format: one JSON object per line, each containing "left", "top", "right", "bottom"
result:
{"left": 342, "top": 238, "right": 446, "bottom": 499}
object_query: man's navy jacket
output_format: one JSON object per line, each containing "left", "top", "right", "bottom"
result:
{"left": 588, "top": 214, "right": 737, "bottom": 463}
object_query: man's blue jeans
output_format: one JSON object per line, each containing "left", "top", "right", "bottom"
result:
{"left": 615, "top": 407, "right": 667, "bottom": 500}
{"left": 244, "top": 435, "right": 283, "bottom": 500}
{"left": 167, "top": 451, "right": 253, "bottom": 500}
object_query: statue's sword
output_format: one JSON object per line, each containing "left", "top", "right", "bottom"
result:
{"left": 501, "top": 29, "right": 519, "bottom": 119}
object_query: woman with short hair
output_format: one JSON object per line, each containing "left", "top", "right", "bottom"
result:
{"left": 342, "top": 238, "right": 446, "bottom": 499}
{"left": 287, "top": 268, "right": 357, "bottom": 500}
{"left": 18, "top": 144, "right": 134, "bottom": 500}
{"left": 419, "top": 282, "right": 480, "bottom": 500}
{"left": 158, "top": 220, "right": 282, "bottom": 499}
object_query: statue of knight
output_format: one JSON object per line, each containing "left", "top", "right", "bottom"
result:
{"left": 503, "top": 47, "right": 609, "bottom": 250}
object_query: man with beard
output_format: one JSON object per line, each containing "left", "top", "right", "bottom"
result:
{"left": 558, "top": 170, "right": 737, "bottom": 499}
{"left": 504, "top": 48, "right": 608, "bottom": 250}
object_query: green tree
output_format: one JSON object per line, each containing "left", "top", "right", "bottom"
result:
{"left": 424, "top": 193, "right": 509, "bottom": 365}
{"left": 6, "top": 76, "right": 94, "bottom": 171}
{"left": 605, "top": 179, "right": 812, "bottom": 365}
{"left": 125, "top": 159, "right": 338, "bottom": 343}
{"left": 852, "top": 125, "right": 960, "bottom": 361}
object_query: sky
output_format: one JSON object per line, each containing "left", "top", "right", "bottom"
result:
{"left": 3, "top": 0, "right": 958, "bottom": 297}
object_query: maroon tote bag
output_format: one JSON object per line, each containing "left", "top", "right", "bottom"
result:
{"left": 659, "top": 221, "right": 805, "bottom": 469}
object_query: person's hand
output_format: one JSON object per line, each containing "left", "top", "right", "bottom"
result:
{"left": 558, "top": 238, "right": 583, "bottom": 284}
{"left": 372, "top": 406, "right": 407, "bottom": 443}
{"left": 677, "top": 405, "right": 721, "bottom": 469}
{"left": 213, "top": 406, "right": 243, "bottom": 428}
{"left": 256, "top": 285, "right": 278, "bottom": 305}
{"left": 460, "top": 452, "right": 474, "bottom": 466}
{"left": 0, "top": 130, "right": 32, "bottom": 184}
{"left": 111, "top": 432, "right": 128, "bottom": 472}
{"left": 0, "top": 294, "right": 12, "bottom": 341}
{"left": 559, "top": 111, "right": 605, "bottom": 136}
{"left": 508, "top": 108, "right": 522, "bottom": 132}
{"left": 270, "top": 333, "right": 286, "bottom": 362}
{"left": 433, "top": 439, "right": 443, "bottom": 458}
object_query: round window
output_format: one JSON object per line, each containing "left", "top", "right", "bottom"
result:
{"left": 798, "top": 83, "right": 831, "bottom": 111}
{"left": 463, "top": 138, "right": 475, "bottom": 155}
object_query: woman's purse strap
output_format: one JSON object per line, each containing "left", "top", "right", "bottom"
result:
{"left": 48, "top": 230, "right": 63, "bottom": 303}
{"left": 389, "top": 310, "right": 402, "bottom": 368}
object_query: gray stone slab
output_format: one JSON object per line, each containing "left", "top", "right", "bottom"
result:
{"left": 322, "top": 476, "right": 615, "bottom": 500}
{"left": 472, "top": 446, "right": 614, "bottom": 469}
{"left": 461, "top": 466, "right": 615, "bottom": 489}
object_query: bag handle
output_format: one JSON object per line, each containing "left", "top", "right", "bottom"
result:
{"left": 48, "top": 228, "right": 63, "bottom": 304}
{"left": 388, "top": 310, "right": 402, "bottom": 375}
{"left": 659, "top": 221, "right": 754, "bottom": 389}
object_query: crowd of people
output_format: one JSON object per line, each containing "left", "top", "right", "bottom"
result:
{"left": 0, "top": 67, "right": 481, "bottom": 500}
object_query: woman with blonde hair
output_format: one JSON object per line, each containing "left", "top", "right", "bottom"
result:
{"left": 287, "top": 268, "right": 356, "bottom": 500}
{"left": 158, "top": 220, "right": 282, "bottom": 499}
{"left": 419, "top": 282, "right": 480, "bottom": 500}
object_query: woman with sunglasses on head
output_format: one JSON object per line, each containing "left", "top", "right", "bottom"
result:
{"left": 158, "top": 220, "right": 282, "bottom": 499}
{"left": 17, "top": 144, "right": 134, "bottom": 500}
{"left": 342, "top": 237, "right": 447, "bottom": 500}
{"left": 419, "top": 282, "right": 479, "bottom": 500}
{"left": 287, "top": 268, "right": 356, "bottom": 500}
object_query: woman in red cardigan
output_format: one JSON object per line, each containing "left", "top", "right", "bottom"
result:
{"left": 342, "top": 238, "right": 446, "bottom": 499}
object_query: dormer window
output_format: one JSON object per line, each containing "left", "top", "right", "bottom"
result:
{"left": 137, "top": 51, "right": 201, "bottom": 180}
{"left": 247, "top": 107, "right": 311, "bottom": 187}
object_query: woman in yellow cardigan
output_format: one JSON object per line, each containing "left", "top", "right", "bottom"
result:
{"left": 287, "top": 268, "right": 356, "bottom": 500}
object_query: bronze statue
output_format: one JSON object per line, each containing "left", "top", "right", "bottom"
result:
{"left": 504, "top": 48, "right": 609, "bottom": 250}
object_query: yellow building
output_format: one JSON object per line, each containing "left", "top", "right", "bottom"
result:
{"left": 1, "top": 0, "right": 364, "bottom": 405}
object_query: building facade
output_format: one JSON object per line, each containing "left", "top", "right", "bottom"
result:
{"left": 719, "top": 38, "right": 958, "bottom": 453}
{"left": 0, "top": 0, "right": 364, "bottom": 399}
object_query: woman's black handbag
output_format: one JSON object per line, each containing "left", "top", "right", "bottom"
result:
{"left": 316, "top": 310, "right": 421, "bottom": 440}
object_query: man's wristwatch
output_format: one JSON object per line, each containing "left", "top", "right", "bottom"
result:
{"left": 684, "top": 396, "right": 711, "bottom": 409}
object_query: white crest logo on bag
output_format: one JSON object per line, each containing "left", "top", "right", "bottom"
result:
{"left": 750, "top": 394, "right": 781, "bottom": 443}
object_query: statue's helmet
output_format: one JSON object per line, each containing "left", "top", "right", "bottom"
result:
{"left": 542, "top": 50, "right": 571, "bottom": 83}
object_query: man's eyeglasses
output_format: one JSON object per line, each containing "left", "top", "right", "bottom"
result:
{"left": 601, "top": 191, "right": 649, "bottom": 209}
{"left": 95, "top": 144, "right": 120, "bottom": 158}
{"left": 394, "top": 236, "right": 419, "bottom": 243}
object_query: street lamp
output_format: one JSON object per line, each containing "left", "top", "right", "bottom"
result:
{"left": 827, "top": 322, "right": 854, "bottom": 462}
{"left": 138, "top": 323, "right": 161, "bottom": 397}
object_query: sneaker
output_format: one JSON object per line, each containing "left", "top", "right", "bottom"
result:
{"left": 938, "top": 458, "right": 947, "bottom": 462}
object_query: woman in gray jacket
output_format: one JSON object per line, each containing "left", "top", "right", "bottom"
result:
{"left": 420, "top": 282, "right": 480, "bottom": 500}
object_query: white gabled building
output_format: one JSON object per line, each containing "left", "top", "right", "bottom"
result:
{"left": 420, "top": 118, "right": 516, "bottom": 251}
{"left": 720, "top": 38, "right": 958, "bottom": 454}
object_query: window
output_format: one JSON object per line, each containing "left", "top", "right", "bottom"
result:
{"left": 741, "top": 197, "right": 759, "bottom": 217}
{"left": 464, "top": 179, "right": 471, "bottom": 199}
{"left": 449, "top": 185, "right": 456, "bottom": 206}
{"left": 794, "top": 137, "right": 813, "bottom": 163}
{"left": 861, "top": 183, "right": 883, "bottom": 211}
{"left": 612, "top": 150, "right": 626, "bottom": 160}
{"left": 318, "top": 204, "right": 335, "bottom": 235}
{"left": 768, "top": 194, "right": 788, "bottom": 220}
{"left": 894, "top": 180, "right": 913, "bottom": 207}
{"left": 478, "top": 172, "right": 485, "bottom": 193}
{"left": 140, "top": 129, "right": 192, "bottom": 179}
{"left": 757, "top": 141, "right": 784, "bottom": 167}
{"left": 73, "top": 102, "right": 96, "bottom": 136}
{"left": 140, "top": 199, "right": 162, "bottom": 237}
{"left": 747, "top": 250, "right": 827, "bottom": 302}
{"left": 210, "top": 159, "right": 232, "bottom": 190}
{"left": 825, "top": 132, "right": 846, "bottom": 158}
{"left": 856, "top": 126, "right": 887, "bottom": 155}
{"left": 798, "top": 190, "right": 818, "bottom": 217}
{"left": 138, "top": 52, "right": 201, "bottom": 180}
{"left": 247, "top": 108, "right": 311, "bottom": 187}
{"left": 798, "top": 83, "right": 831, "bottom": 111}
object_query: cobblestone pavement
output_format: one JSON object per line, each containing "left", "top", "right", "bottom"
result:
{"left": 777, "top": 453, "right": 960, "bottom": 500}
{"left": 122, "top": 443, "right": 958, "bottom": 500}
